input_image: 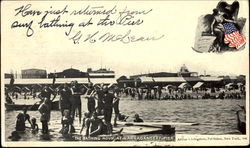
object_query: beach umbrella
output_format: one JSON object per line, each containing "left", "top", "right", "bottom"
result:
{"left": 14, "top": 86, "right": 21, "bottom": 89}
{"left": 225, "top": 83, "right": 233, "bottom": 88}
{"left": 48, "top": 86, "right": 54, "bottom": 91}
{"left": 22, "top": 87, "right": 31, "bottom": 92}
{"left": 108, "top": 83, "right": 118, "bottom": 89}
{"left": 11, "top": 86, "right": 21, "bottom": 94}
{"left": 164, "top": 85, "right": 175, "bottom": 89}
{"left": 193, "top": 82, "right": 204, "bottom": 89}
{"left": 225, "top": 83, "right": 238, "bottom": 89}
{"left": 107, "top": 83, "right": 114, "bottom": 88}
{"left": 153, "top": 86, "right": 159, "bottom": 89}
{"left": 178, "top": 83, "right": 187, "bottom": 89}
{"left": 237, "top": 83, "right": 243, "bottom": 86}
{"left": 93, "top": 84, "right": 101, "bottom": 89}
{"left": 125, "top": 87, "right": 132, "bottom": 90}
{"left": 37, "top": 84, "right": 42, "bottom": 88}
{"left": 226, "top": 83, "right": 233, "bottom": 85}
{"left": 54, "top": 84, "right": 62, "bottom": 92}
{"left": 31, "top": 84, "right": 42, "bottom": 89}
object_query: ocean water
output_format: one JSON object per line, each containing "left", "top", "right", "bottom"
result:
{"left": 5, "top": 98, "right": 245, "bottom": 141}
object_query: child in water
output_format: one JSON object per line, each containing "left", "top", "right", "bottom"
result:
{"left": 31, "top": 118, "right": 39, "bottom": 133}
{"left": 80, "top": 112, "right": 91, "bottom": 135}
{"left": 8, "top": 131, "right": 21, "bottom": 141}
{"left": 60, "top": 109, "right": 75, "bottom": 135}
{"left": 134, "top": 114, "right": 144, "bottom": 122}
{"left": 118, "top": 113, "right": 129, "bottom": 122}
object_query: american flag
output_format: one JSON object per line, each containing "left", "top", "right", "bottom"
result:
{"left": 223, "top": 22, "right": 246, "bottom": 49}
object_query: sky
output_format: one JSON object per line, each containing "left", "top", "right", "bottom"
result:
{"left": 1, "top": 0, "right": 249, "bottom": 78}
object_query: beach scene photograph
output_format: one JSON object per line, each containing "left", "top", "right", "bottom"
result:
{"left": 1, "top": 0, "right": 249, "bottom": 146}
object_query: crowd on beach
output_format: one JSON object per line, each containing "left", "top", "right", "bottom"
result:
{"left": 5, "top": 80, "right": 246, "bottom": 140}
{"left": 112, "top": 85, "right": 245, "bottom": 100}
{"left": 6, "top": 82, "right": 246, "bottom": 103}
{"left": 6, "top": 81, "right": 147, "bottom": 140}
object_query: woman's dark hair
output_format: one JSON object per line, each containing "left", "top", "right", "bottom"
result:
{"left": 213, "top": 8, "right": 219, "bottom": 15}
{"left": 222, "top": 13, "right": 230, "bottom": 19}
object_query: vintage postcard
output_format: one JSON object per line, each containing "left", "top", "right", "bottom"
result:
{"left": 1, "top": 0, "right": 249, "bottom": 146}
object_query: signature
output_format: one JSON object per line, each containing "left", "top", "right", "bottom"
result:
{"left": 68, "top": 29, "right": 164, "bottom": 44}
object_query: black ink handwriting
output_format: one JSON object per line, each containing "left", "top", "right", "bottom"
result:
{"left": 43, "top": 5, "right": 68, "bottom": 18}
{"left": 38, "top": 15, "right": 74, "bottom": 36}
{"left": 11, "top": 20, "right": 34, "bottom": 37}
{"left": 68, "top": 29, "right": 164, "bottom": 44}
{"left": 70, "top": 5, "right": 117, "bottom": 16}
{"left": 79, "top": 18, "right": 93, "bottom": 27}
{"left": 69, "top": 31, "right": 82, "bottom": 44}
{"left": 15, "top": 4, "right": 42, "bottom": 17}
